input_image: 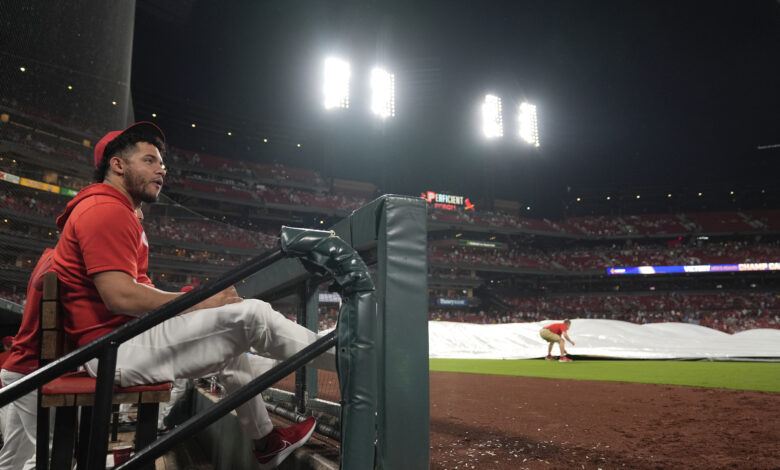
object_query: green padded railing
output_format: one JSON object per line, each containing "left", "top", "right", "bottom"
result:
{"left": 242, "top": 195, "right": 430, "bottom": 469}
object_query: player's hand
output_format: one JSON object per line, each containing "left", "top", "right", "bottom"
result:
{"left": 191, "top": 286, "right": 242, "bottom": 311}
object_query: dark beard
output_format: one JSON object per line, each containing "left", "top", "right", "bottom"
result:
{"left": 126, "top": 170, "right": 160, "bottom": 204}
{"left": 135, "top": 190, "right": 159, "bottom": 204}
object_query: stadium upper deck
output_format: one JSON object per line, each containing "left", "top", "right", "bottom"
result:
{"left": 1, "top": 110, "right": 778, "bottom": 334}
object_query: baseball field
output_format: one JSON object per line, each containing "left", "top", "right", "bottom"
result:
{"left": 428, "top": 358, "right": 780, "bottom": 469}
{"left": 275, "top": 358, "right": 779, "bottom": 468}
{"left": 430, "top": 358, "right": 780, "bottom": 392}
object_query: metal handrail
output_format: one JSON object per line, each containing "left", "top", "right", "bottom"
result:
{"left": 0, "top": 225, "right": 377, "bottom": 470}
{"left": 120, "top": 330, "right": 337, "bottom": 470}
{"left": 0, "top": 248, "right": 286, "bottom": 408}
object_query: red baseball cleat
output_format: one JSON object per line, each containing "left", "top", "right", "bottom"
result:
{"left": 558, "top": 356, "right": 573, "bottom": 363}
{"left": 254, "top": 417, "right": 317, "bottom": 470}
{"left": 545, "top": 355, "right": 555, "bottom": 360}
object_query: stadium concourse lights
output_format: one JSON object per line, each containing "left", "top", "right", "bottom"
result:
{"left": 482, "top": 94, "right": 503, "bottom": 138}
{"left": 518, "top": 101, "right": 540, "bottom": 147}
{"left": 323, "top": 57, "right": 351, "bottom": 110}
{"left": 370, "top": 67, "right": 395, "bottom": 118}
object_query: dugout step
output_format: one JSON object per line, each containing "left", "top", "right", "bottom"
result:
{"left": 193, "top": 387, "right": 339, "bottom": 470}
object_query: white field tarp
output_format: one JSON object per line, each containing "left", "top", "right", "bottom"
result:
{"left": 428, "top": 319, "right": 780, "bottom": 360}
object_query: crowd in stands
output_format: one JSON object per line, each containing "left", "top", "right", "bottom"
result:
{"left": 149, "top": 246, "right": 249, "bottom": 266}
{"left": 4, "top": 108, "right": 780, "bottom": 338}
{"left": 0, "top": 187, "right": 65, "bottom": 220}
{"left": 168, "top": 148, "right": 328, "bottom": 188}
{"left": 428, "top": 245, "right": 547, "bottom": 270}
{"left": 143, "top": 216, "right": 266, "bottom": 249}
{"left": 2, "top": 118, "right": 371, "bottom": 215}
{"left": 256, "top": 185, "right": 367, "bottom": 211}
{"left": 0, "top": 121, "right": 92, "bottom": 167}
{"left": 165, "top": 174, "right": 256, "bottom": 201}
{"left": 429, "top": 207, "right": 780, "bottom": 237}
{"left": 0, "top": 155, "right": 92, "bottom": 193}
{"left": 163, "top": 171, "right": 369, "bottom": 211}
{"left": 316, "top": 306, "right": 339, "bottom": 331}
{"left": 4, "top": 116, "right": 780, "bottom": 241}
{"left": 429, "top": 239, "right": 780, "bottom": 272}
{"left": 0, "top": 288, "right": 26, "bottom": 305}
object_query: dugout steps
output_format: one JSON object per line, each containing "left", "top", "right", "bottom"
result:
{"left": 192, "top": 386, "right": 339, "bottom": 470}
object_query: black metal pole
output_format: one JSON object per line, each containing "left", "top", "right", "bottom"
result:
{"left": 35, "top": 392, "right": 49, "bottom": 470}
{"left": 85, "top": 344, "right": 118, "bottom": 470}
{"left": 0, "top": 249, "right": 286, "bottom": 408}
{"left": 295, "top": 285, "right": 307, "bottom": 414}
{"left": 117, "top": 331, "right": 337, "bottom": 470}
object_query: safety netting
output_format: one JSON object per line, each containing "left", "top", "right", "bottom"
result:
{"left": 0, "top": 0, "right": 137, "bottom": 134}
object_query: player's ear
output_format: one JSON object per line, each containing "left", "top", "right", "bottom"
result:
{"left": 109, "top": 155, "right": 126, "bottom": 175}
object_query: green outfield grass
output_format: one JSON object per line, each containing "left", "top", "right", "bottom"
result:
{"left": 429, "top": 358, "right": 780, "bottom": 392}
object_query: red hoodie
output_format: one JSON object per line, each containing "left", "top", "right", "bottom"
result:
{"left": 2, "top": 249, "right": 54, "bottom": 374}
{"left": 53, "top": 183, "right": 153, "bottom": 347}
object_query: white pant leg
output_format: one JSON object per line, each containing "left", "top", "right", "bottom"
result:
{"left": 87, "top": 299, "right": 335, "bottom": 440}
{"left": 246, "top": 354, "right": 280, "bottom": 375}
{"left": 157, "top": 378, "right": 188, "bottom": 429}
{"left": 216, "top": 354, "right": 275, "bottom": 437}
{"left": 0, "top": 402, "right": 7, "bottom": 439}
{"left": 0, "top": 369, "right": 37, "bottom": 470}
{"left": 118, "top": 402, "right": 133, "bottom": 423}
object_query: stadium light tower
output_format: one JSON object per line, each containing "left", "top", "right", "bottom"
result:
{"left": 370, "top": 67, "right": 395, "bottom": 118}
{"left": 323, "top": 57, "right": 351, "bottom": 110}
{"left": 518, "top": 101, "right": 540, "bottom": 147}
{"left": 482, "top": 94, "right": 503, "bottom": 138}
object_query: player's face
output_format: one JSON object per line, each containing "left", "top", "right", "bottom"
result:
{"left": 122, "top": 142, "right": 166, "bottom": 204}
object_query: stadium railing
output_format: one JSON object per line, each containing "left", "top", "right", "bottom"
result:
{"left": 0, "top": 194, "right": 429, "bottom": 470}
{"left": 239, "top": 194, "right": 430, "bottom": 469}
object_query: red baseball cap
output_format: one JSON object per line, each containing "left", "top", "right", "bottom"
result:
{"left": 93, "top": 121, "right": 166, "bottom": 168}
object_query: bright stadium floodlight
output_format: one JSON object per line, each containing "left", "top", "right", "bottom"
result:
{"left": 323, "top": 57, "right": 351, "bottom": 110}
{"left": 518, "top": 101, "right": 539, "bottom": 147}
{"left": 482, "top": 94, "right": 503, "bottom": 138}
{"left": 370, "top": 67, "right": 395, "bottom": 118}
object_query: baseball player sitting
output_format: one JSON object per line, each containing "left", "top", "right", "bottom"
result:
{"left": 50, "top": 122, "right": 335, "bottom": 469}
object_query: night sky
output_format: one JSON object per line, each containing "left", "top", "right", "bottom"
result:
{"left": 131, "top": 1, "right": 780, "bottom": 216}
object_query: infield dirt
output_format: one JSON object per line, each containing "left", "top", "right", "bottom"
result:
{"left": 275, "top": 368, "right": 779, "bottom": 469}
{"left": 429, "top": 370, "right": 780, "bottom": 469}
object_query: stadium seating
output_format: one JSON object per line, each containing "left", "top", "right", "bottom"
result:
{"left": 2, "top": 113, "right": 779, "bottom": 336}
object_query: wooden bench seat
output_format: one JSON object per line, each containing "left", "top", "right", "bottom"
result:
{"left": 38, "top": 271, "right": 171, "bottom": 470}
{"left": 40, "top": 370, "right": 171, "bottom": 407}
